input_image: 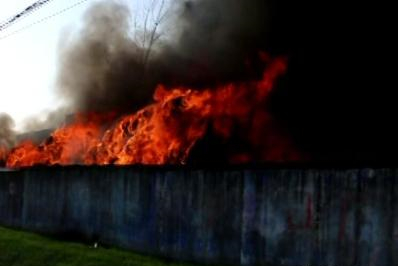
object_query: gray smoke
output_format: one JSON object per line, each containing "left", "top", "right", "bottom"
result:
{"left": 0, "top": 113, "right": 16, "bottom": 150}
{"left": 21, "top": 106, "right": 70, "bottom": 132}
{"left": 56, "top": 2, "right": 149, "bottom": 113}
{"left": 56, "top": 0, "right": 271, "bottom": 114}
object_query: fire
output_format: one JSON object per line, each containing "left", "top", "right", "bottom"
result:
{"left": 5, "top": 114, "right": 109, "bottom": 167}
{"left": 4, "top": 56, "right": 300, "bottom": 168}
{"left": 0, "top": 146, "right": 7, "bottom": 163}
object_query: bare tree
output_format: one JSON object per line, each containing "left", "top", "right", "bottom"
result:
{"left": 131, "top": 0, "right": 168, "bottom": 66}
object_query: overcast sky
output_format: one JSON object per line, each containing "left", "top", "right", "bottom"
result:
{"left": 0, "top": 0, "right": 155, "bottom": 130}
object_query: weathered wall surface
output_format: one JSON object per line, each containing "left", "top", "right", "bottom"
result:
{"left": 0, "top": 167, "right": 397, "bottom": 266}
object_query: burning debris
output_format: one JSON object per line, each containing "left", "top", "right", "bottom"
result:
{"left": 5, "top": 56, "right": 299, "bottom": 168}
{"left": 1, "top": 0, "right": 302, "bottom": 168}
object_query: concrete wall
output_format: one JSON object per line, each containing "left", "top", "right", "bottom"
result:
{"left": 0, "top": 166, "right": 397, "bottom": 266}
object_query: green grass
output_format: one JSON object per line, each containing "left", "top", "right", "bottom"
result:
{"left": 0, "top": 226, "right": 207, "bottom": 266}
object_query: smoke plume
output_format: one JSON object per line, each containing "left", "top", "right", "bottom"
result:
{"left": 21, "top": 107, "right": 70, "bottom": 132}
{"left": 0, "top": 113, "right": 16, "bottom": 151}
{"left": 56, "top": 0, "right": 272, "bottom": 114}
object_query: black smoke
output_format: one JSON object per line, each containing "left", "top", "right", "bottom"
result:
{"left": 56, "top": 2, "right": 147, "bottom": 113}
{"left": 55, "top": 0, "right": 394, "bottom": 164}
{"left": 56, "top": 0, "right": 273, "bottom": 113}
{"left": 153, "top": 0, "right": 271, "bottom": 87}
{"left": 266, "top": 1, "right": 395, "bottom": 164}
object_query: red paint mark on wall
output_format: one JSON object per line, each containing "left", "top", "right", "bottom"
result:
{"left": 287, "top": 194, "right": 314, "bottom": 230}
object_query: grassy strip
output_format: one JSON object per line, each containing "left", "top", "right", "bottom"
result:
{"left": 0, "top": 226, "right": 208, "bottom": 266}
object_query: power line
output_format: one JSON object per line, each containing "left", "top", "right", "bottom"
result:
{"left": 0, "top": 1, "right": 55, "bottom": 32}
{"left": 0, "top": 0, "right": 91, "bottom": 41}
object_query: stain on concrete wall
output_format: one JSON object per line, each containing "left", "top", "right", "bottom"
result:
{"left": 0, "top": 166, "right": 397, "bottom": 266}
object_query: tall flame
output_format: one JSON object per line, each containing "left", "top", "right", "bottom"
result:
{"left": 5, "top": 56, "right": 299, "bottom": 168}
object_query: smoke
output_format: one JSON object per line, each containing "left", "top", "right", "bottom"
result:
{"left": 56, "top": 0, "right": 272, "bottom": 114}
{"left": 0, "top": 113, "right": 16, "bottom": 150}
{"left": 21, "top": 107, "right": 70, "bottom": 132}
{"left": 56, "top": 2, "right": 149, "bottom": 113}
{"left": 156, "top": 0, "right": 270, "bottom": 86}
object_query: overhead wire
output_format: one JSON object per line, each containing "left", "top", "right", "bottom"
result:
{"left": 0, "top": 0, "right": 91, "bottom": 41}
{"left": 0, "top": 0, "right": 55, "bottom": 32}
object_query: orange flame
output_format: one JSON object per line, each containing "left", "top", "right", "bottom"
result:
{"left": 5, "top": 56, "right": 299, "bottom": 168}
{"left": 0, "top": 146, "right": 7, "bottom": 163}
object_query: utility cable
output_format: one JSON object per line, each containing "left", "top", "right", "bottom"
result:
{"left": 0, "top": 0, "right": 90, "bottom": 41}
{"left": 0, "top": 0, "right": 55, "bottom": 32}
